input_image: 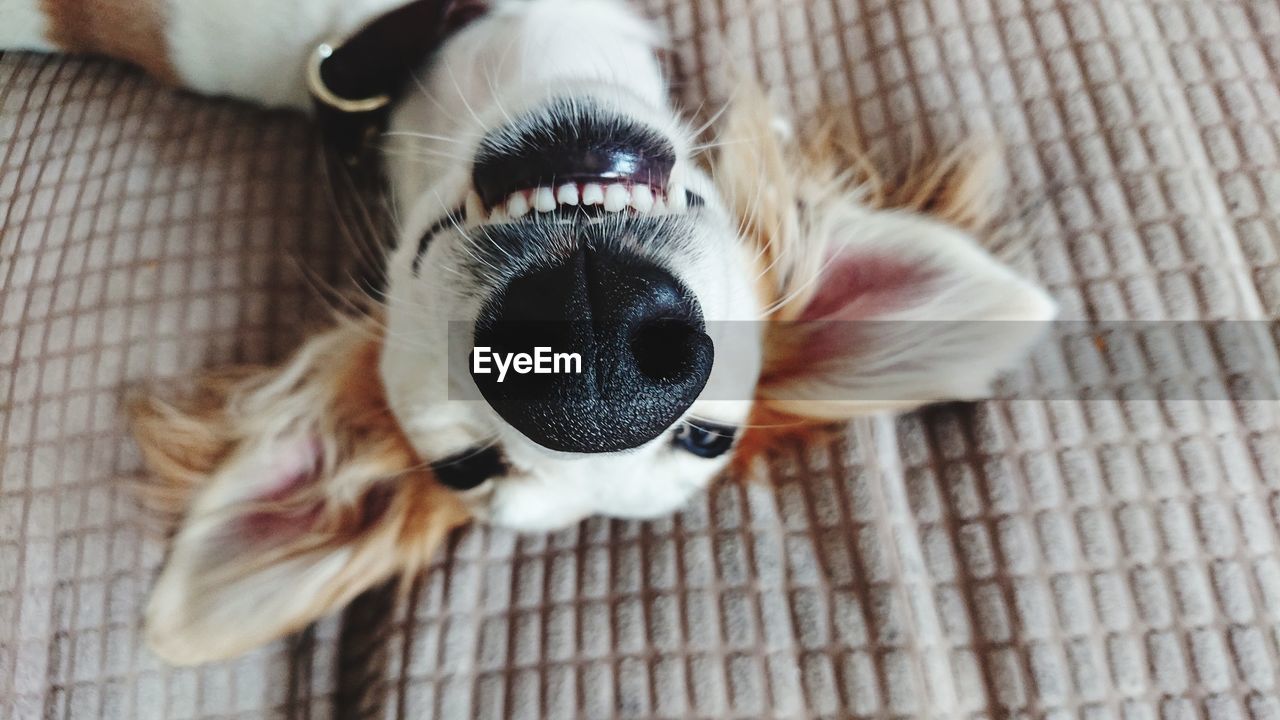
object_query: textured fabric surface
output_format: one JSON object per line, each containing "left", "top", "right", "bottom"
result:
{"left": 3, "top": 1, "right": 1280, "bottom": 718}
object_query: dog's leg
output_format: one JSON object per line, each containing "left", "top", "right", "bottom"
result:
{"left": 0, "top": 0, "right": 408, "bottom": 107}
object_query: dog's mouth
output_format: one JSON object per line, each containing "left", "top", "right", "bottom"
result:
{"left": 467, "top": 99, "right": 685, "bottom": 222}
{"left": 468, "top": 179, "right": 691, "bottom": 223}
{"left": 410, "top": 178, "right": 703, "bottom": 274}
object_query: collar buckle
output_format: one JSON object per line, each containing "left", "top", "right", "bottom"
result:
{"left": 307, "top": 41, "right": 393, "bottom": 114}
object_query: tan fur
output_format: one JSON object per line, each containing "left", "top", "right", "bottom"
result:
{"left": 127, "top": 367, "right": 261, "bottom": 526}
{"left": 41, "top": 0, "right": 177, "bottom": 82}
{"left": 129, "top": 317, "right": 470, "bottom": 664}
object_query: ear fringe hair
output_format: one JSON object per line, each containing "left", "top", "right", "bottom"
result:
{"left": 711, "top": 84, "right": 1021, "bottom": 452}
{"left": 126, "top": 368, "right": 262, "bottom": 528}
{"left": 135, "top": 315, "right": 472, "bottom": 663}
{"left": 126, "top": 314, "right": 461, "bottom": 558}
{"left": 711, "top": 83, "right": 1006, "bottom": 321}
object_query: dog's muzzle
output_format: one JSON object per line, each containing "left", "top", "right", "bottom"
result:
{"left": 457, "top": 99, "right": 711, "bottom": 452}
{"left": 472, "top": 245, "right": 713, "bottom": 453}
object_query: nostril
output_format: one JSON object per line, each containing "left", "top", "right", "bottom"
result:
{"left": 472, "top": 246, "right": 713, "bottom": 453}
{"left": 629, "top": 319, "right": 700, "bottom": 383}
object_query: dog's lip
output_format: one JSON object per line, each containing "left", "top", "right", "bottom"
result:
{"left": 473, "top": 139, "right": 676, "bottom": 210}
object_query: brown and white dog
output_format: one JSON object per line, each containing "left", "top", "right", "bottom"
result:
{"left": 2, "top": 0, "right": 1056, "bottom": 664}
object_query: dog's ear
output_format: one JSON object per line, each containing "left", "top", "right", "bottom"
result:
{"left": 713, "top": 87, "right": 1056, "bottom": 420}
{"left": 128, "top": 321, "right": 469, "bottom": 665}
{"left": 756, "top": 206, "right": 1056, "bottom": 419}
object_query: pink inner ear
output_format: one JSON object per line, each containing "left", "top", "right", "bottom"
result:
{"left": 232, "top": 437, "right": 398, "bottom": 545}
{"left": 240, "top": 437, "right": 326, "bottom": 543}
{"left": 800, "top": 253, "right": 934, "bottom": 321}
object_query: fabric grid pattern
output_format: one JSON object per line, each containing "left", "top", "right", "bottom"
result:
{"left": 2, "top": 0, "right": 1279, "bottom": 718}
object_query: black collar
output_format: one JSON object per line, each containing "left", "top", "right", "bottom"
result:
{"left": 307, "top": 0, "right": 487, "bottom": 162}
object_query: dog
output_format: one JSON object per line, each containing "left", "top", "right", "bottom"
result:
{"left": 3, "top": 0, "right": 1057, "bottom": 664}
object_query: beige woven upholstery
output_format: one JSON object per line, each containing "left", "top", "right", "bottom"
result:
{"left": 2, "top": 1, "right": 1279, "bottom": 717}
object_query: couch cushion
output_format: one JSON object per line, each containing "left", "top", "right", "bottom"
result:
{"left": 2, "top": 1, "right": 1279, "bottom": 717}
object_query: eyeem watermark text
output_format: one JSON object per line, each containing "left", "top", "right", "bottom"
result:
{"left": 472, "top": 347, "right": 583, "bottom": 383}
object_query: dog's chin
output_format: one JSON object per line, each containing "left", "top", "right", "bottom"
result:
{"left": 441, "top": 446, "right": 728, "bottom": 533}
{"left": 447, "top": 470, "right": 595, "bottom": 531}
{"left": 381, "top": 393, "right": 750, "bottom": 531}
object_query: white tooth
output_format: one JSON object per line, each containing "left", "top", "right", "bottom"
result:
{"left": 557, "top": 184, "right": 579, "bottom": 206}
{"left": 604, "top": 184, "right": 630, "bottom": 212}
{"left": 507, "top": 191, "right": 530, "bottom": 218}
{"left": 466, "top": 192, "right": 485, "bottom": 225}
{"left": 582, "top": 183, "right": 605, "bottom": 206}
{"left": 490, "top": 204, "right": 507, "bottom": 222}
{"left": 534, "top": 187, "right": 557, "bottom": 213}
{"left": 653, "top": 195, "right": 668, "bottom": 213}
{"left": 669, "top": 184, "right": 688, "bottom": 210}
{"left": 631, "top": 185, "right": 654, "bottom": 212}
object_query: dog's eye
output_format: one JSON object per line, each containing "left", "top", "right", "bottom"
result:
{"left": 433, "top": 446, "right": 507, "bottom": 490}
{"left": 673, "top": 422, "right": 737, "bottom": 458}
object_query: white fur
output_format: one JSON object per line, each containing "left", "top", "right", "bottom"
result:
{"left": 0, "top": 0, "right": 54, "bottom": 52}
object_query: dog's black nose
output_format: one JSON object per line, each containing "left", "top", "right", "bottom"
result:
{"left": 472, "top": 248, "right": 713, "bottom": 453}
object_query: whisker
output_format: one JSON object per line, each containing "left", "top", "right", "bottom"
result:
{"left": 317, "top": 147, "right": 392, "bottom": 277}
{"left": 382, "top": 130, "right": 466, "bottom": 144}
{"left": 377, "top": 145, "right": 472, "bottom": 163}
{"left": 443, "top": 58, "right": 485, "bottom": 126}
{"left": 685, "top": 414, "right": 810, "bottom": 431}
{"left": 689, "top": 137, "right": 754, "bottom": 153}
{"left": 756, "top": 248, "right": 840, "bottom": 319}
{"left": 688, "top": 90, "right": 737, "bottom": 140}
